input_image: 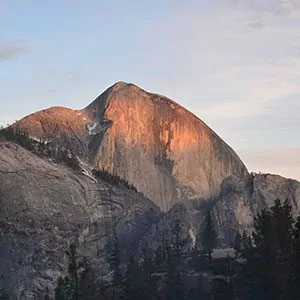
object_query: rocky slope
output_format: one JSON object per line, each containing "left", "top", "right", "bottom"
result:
{"left": 5, "top": 81, "right": 300, "bottom": 238}
{"left": 1, "top": 82, "right": 300, "bottom": 298}
{"left": 0, "top": 140, "right": 161, "bottom": 299}
{"left": 12, "top": 82, "right": 248, "bottom": 211}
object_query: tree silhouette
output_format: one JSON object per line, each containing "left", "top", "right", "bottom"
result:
{"left": 234, "top": 230, "right": 242, "bottom": 258}
{"left": 201, "top": 211, "right": 217, "bottom": 263}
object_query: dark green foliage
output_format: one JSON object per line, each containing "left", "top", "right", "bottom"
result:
{"left": 170, "top": 218, "right": 187, "bottom": 262}
{"left": 0, "top": 275, "right": 8, "bottom": 300}
{"left": 164, "top": 245, "right": 186, "bottom": 300}
{"left": 54, "top": 244, "right": 99, "bottom": 300}
{"left": 237, "top": 199, "right": 298, "bottom": 300}
{"left": 43, "top": 287, "right": 51, "bottom": 300}
{"left": 233, "top": 230, "right": 242, "bottom": 258}
{"left": 122, "top": 255, "right": 158, "bottom": 300}
{"left": 290, "top": 216, "right": 300, "bottom": 297}
{"left": 105, "top": 227, "right": 123, "bottom": 300}
{"left": 165, "top": 269, "right": 186, "bottom": 300}
{"left": 49, "top": 199, "right": 300, "bottom": 300}
{"left": 212, "top": 278, "right": 235, "bottom": 300}
{"left": 154, "top": 245, "right": 165, "bottom": 267}
{"left": 108, "top": 229, "right": 122, "bottom": 287}
{"left": 164, "top": 221, "right": 187, "bottom": 300}
{"left": 0, "top": 125, "right": 81, "bottom": 171}
{"left": 186, "top": 276, "right": 209, "bottom": 300}
{"left": 240, "top": 230, "right": 252, "bottom": 258}
{"left": 201, "top": 211, "right": 218, "bottom": 263}
{"left": 65, "top": 152, "right": 81, "bottom": 171}
{"left": 92, "top": 168, "right": 138, "bottom": 192}
{"left": 0, "top": 125, "right": 34, "bottom": 151}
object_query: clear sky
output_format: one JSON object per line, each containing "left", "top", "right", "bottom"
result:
{"left": 1, "top": 0, "right": 299, "bottom": 180}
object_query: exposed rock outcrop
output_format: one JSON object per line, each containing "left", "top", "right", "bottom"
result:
{"left": 0, "top": 141, "right": 161, "bottom": 299}
{"left": 11, "top": 82, "right": 248, "bottom": 211}
{"left": 1, "top": 82, "right": 300, "bottom": 298}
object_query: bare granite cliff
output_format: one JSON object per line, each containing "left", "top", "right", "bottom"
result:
{"left": 1, "top": 82, "right": 300, "bottom": 298}
{"left": 6, "top": 81, "right": 300, "bottom": 226}
{"left": 84, "top": 82, "right": 249, "bottom": 210}
{"left": 10, "top": 82, "right": 249, "bottom": 211}
{"left": 0, "top": 141, "right": 161, "bottom": 299}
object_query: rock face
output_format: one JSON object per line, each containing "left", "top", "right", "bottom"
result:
{"left": 1, "top": 82, "right": 300, "bottom": 298}
{"left": 252, "top": 173, "right": 300, "bottom": 211}
{"left": 85, "top": 82, "right": 249, "bottom": 211}
{"left": 13, "top": 82, "right": 248, "bottom": 211}
{"left": 0, "top": 141, "right": 161, "bottom": 299}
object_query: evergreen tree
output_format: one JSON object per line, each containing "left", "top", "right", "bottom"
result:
{"left": 43, "top": 287, "right": 51, "bottom": 300}
{"left": 239, "top": 199, "right": 295, "bottom": 299}
{"left": 0, "top": 275, "right": 8, "bottom": 300}
{"left": 201, "top": 211, "right": 217, "bottom": 263}
{"left": 107, "top": 227, "right": 122, "bottom": 300}
{"left": 109, "top": 230, "right": 122, "bottom": 286}
{"left": 164, "top": 230, "right": 186, "bottom": 300}
{"left": 240, "top": 230, "right": 252, "bottom": 258}
{"left": 122, "top": 254, "right": 158, "bottom": 300}
{"left": 291, "top": 216, "right": 300, "bottom": 298}
{"left": 154, "top": 245, "right": 165, "bottom": 267}
{"left": 233, "top": 230, "right": 242, "bottom": 258}
{"left": 171, "top": 219, "right": 184, "bottom": 260}
{"left": 55, "top": 244, "right": 99, "bottom": 300}
{"left": 165, "top": 253, "right": 186, "bottom": 300}
{"left": 67, "top": 244, "right": 79, "bottom": 300}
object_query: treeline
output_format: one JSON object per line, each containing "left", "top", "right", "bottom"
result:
{"left": 92, "top": 169, "right": 138, "bottom": 193}
{"left": 0, "top": 275, "right": 8, "bottom": 300}
{"left": 52, "top": 199, "right": 300, "bottom": 300}
{"left": 0, "top": 126, "right": 142, "bottom": 192}
{"left": 0, "top": 125, "right": 35, "bottom": 151}
{"left": 53, "top": 213, "right": 223, "bottom": 300}
{"left": 233, "top": 199, "right": 300, "bottom": 299}
{"left": 0, "top": 126, "right": 81, "bottom": 170}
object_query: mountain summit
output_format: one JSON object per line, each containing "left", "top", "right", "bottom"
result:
{"left": 2, "top": 82, "right": 300, "bottom": 298}
{"left": 12, "top": 82, "right": 248, "bottom": 211}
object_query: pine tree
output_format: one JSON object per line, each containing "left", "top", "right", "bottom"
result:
{"left": 54, "top": 244, "right": 99, "bottom": 300}
{"left": 172, "top": 219, "right": 183, "bottom": 260}
{"left": 239, "top": 199, "right": 295, "bottom": 299}
{"left": 291, "top": 216, "right": 300, "bottom": 298}
{"left": 201, "top": 211, "right": 217, "bottom": 263}
{"left": 110, "top": 232, "right": 122, "bottom": 286}
{"left": 43, "top": 287, "right": 51, "bottom": 300}
{"left": 165, "top": 251, "right": 186, "bottom": 300}
{"left": 123, "top": 253, "right": 158, "bottom": 300}
{"left": 55, "top": 243, "right": 80, "bottom": 300}
{"left": 154, "top": 245, "right": 165, "bottom": 267}
{"left": 67, "top": 244, "right": 79, "bottom": 300}
{"left": 107, "top": 227, "right": 122, "bottom": 300}
{"left": 234, "top": 230, "right": 242, "bottom": 258}
{"left": 0, "top": 275, "right": 8, "bottom": 300}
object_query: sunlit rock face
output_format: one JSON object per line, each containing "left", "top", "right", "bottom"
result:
{"left": 84, "top": 82, "right": 248, "bottom": 210}
{"left": 2, "top": 82, "right": 300, "bottom": 298}
{"left": 12, "top": 81, "right": 248, "bottom": 211}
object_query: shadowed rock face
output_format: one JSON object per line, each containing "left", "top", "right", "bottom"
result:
{"left": 252, "top": 173, "right": 300, "bottom": 210}
{"left": 0, "top": 141, "right": 161, "bottom": 299}
{"left": 11, "top": 82, "right": 248, "bottom": 211}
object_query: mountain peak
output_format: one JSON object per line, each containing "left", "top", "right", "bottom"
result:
{"left": 110, "top": 80, "right": 129, "bottom": 90}
{"left": 6, "top": 82, "right": 248, "bottom": 210}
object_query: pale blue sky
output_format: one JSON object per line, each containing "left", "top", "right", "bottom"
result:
{"left": 1, "top": 0, "right": 300, "bottom": 179}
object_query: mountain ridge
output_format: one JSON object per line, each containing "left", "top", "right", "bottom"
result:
{"left": 1, "top": 82, "right": 300, "bottom": 298}
{"left": 9, "top": 81, "right": 248, "bottom": 211}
